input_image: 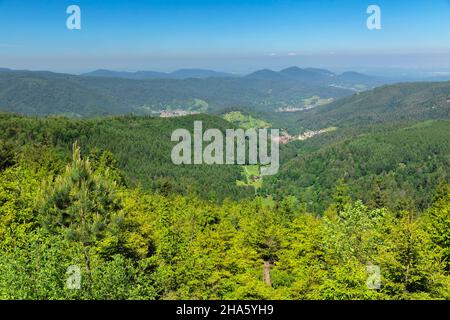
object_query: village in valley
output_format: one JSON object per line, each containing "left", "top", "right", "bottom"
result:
{"left": 274, "top": 127, "right": 338, "bottom": 145}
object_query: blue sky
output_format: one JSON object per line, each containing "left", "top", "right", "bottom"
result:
{"left": 1, "top": 0, "right": 450, "bottom": 73}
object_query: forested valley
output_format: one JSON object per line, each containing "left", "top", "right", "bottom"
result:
{"left": 1, "top": 108, "right": 449, "bottom": 300}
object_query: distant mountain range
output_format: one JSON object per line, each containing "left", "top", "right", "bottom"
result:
{"left": 247, "top": 67, "right": 335, "bottom": 81}
{"left": 0, "top": 67, "right": 449, "bottom": 119}
{"left": 82, "top": 67, "right": 398, "bottom": 97}
{"left": 82, "top": 68, "right": 236, "bottom": 80}
{"left": 82, "top": 67, "right": 388, "bottom": 87}
{"left": 245, "top": 67, "right": 391, "bottom": 88}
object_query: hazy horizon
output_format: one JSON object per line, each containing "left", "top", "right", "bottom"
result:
{"left": 1, "top": 0, "right": 450, "bottom": 75}
{"left": 2, "top": 62, "right": 450, "bottom": 79}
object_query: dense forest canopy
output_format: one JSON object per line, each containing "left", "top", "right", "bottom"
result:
{"left": 263, "top": 120, "right": 450, "bottom": 213}
{"left": 0, "top": 113, "right": 254, "bottom": 202}
{"left": 0, "top": 127, "right": 449, "bottom": 300}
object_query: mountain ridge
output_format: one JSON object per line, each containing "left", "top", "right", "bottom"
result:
{"left": 294, "top": 81, "right": 450, "bottom": 131}
{"left": 82, "top": 68, "right": 236, "bottom": 80}
{"left": 0, "top": 68, "right": 354, "bottom": 116}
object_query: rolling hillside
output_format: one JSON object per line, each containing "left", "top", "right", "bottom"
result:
{"left": 261, "top": 82, "right": 450, "bottom": 212}
{"left": 0, "top": 113, "right": 254, "bottom": 202}
{"left": 0, "top": 67, "right": 397, "bottom": 117}
{"left": 294, "top": 82, "right": 450, "bottom": 131}
{"left": 263, "top": 120, "right": 450, "bottom": 213}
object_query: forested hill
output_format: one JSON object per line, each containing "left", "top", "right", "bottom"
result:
{"left": 0, "top": 113, "right": 254, "bottom": 201}
{"left": 1, "top": 111, "right": 450, "bottom": 300}
{"left": 0, "top": 106, "right": 449, "bottom": 300}
{"left": 0, "top": 69, "right": 359, "bottom": 116}
{"left": 0, "top": 71, "right": 128, "bottom": 116}
{"left": 263, "top": 120, "right": 450, "bottom": 213}
{"left": 295, "top": 81, "right": 450, "bottom": 131}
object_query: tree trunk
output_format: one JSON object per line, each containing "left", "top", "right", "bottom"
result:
{"left": 84, "top": 246, "right": 91, "bottom": 274}
{"left": 83, "top": 245, "right": 93, "bottom": 296}
{"left": 263, "top": 261, "right": 272, "bottom": 287}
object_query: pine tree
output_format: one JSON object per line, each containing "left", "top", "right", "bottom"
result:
{"left": 39, "top": 142, "right": 122, "bottom": 276}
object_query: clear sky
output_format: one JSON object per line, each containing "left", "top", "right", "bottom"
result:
{"left": 1, "top": 0, "right": 450, "bottom": 73}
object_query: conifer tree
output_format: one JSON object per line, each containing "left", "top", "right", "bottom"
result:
{"left": 39, "top": 142, "right": 122, "bottom": 275}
